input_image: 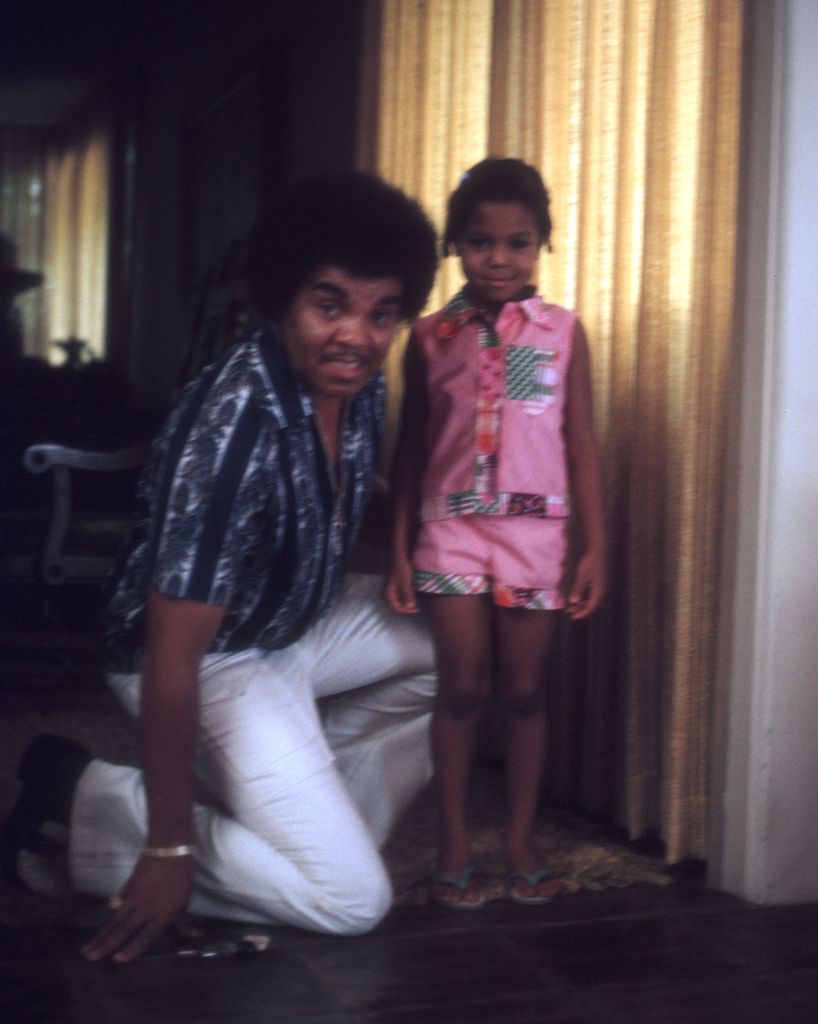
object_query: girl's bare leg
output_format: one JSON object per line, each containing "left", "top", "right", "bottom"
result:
{"left": 423, "top": 593, "right": 493, "bottom": 905}
{"left": 495, "top": 607, "right": 562, "bottom": 900}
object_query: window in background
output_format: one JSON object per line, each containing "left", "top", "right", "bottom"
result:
{"left": 0, "top": 113, "right": 110, "bottom": 363}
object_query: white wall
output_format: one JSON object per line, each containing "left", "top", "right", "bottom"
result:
{"left": 711, "top": 0, "right": 818, "bottom": 904}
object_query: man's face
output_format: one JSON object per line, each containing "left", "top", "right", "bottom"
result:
{"left": 281, "top": 265, "right": 403, "bottom": 404}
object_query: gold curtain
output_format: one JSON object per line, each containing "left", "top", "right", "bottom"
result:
{"left": 359, "top": 0, "right": 742, "bottom": 862}
{"left": 0, "top": 115, "right": 109, "bottom": 362}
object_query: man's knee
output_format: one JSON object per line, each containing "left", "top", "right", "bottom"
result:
{"left": 406, "top": 669, "right": 437, "bottom": 705}
{"left": 314, "top": 862, "right": 393, "bottom": 936}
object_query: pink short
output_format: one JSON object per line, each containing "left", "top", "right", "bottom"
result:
{"left": 412, "top": 515, "right": 567, "bottom": 611}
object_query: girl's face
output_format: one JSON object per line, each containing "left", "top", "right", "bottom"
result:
{"left": 455, "top": 200, "right": 541, "bottom": 314}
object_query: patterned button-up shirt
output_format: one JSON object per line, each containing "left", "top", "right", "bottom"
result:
{"left": 104, "top": 325, "right": 383, "bottom": 673}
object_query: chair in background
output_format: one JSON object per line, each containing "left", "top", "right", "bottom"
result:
{"left": 22, "top": 443, "right": 148, "bottom": 588}
{"left": 0, "top": 442, "right": 148, "bottom": 637}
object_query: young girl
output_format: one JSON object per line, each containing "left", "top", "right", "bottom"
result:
{"left": 386, "top": 158, "right": 606, "bottom": 908}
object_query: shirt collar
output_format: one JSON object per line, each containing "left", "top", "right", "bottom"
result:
{"left": 253, "top": 323, "right": 312, "bottom": 427}
{"left": 435, "top": 288, "right": 556, "bottom": 339}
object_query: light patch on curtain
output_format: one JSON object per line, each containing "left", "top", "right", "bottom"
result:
{"left": 0, "top": 116, "right": 110, "bottom": 362}
{"left": 44, "top": 121, "right": 110, "bottom": 362}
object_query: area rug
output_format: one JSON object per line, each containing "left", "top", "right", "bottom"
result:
{"left": 384, "top": 759, "right": 670, "bottom": 906}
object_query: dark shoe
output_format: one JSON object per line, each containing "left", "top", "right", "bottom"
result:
{"left": 0, "top": 734, "right": 91, "bottom": 890}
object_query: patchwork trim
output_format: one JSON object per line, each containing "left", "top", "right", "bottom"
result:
{"left": 474, "top": 320, "right": 501, "bottom": 501}
{"left": 420, "top": 491, "right": 570, "bottom": 521}
{"left": 506, "top": 346, "right": 559, "bottom": 406}
{"left": 494, "top": 585, "right": 565, "bottom": 611}
{"left": 413, "top": 571, "right": 490, "bottom": 596}
{"left": 413, "top": 572, "right": 564, "bottom": 610}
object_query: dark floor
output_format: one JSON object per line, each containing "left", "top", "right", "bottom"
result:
{"left": 2, "top": 622, "right": 818, "bottom": 1023}
{"left": 2, "top": 882, "right": 817, "bottom": 1024}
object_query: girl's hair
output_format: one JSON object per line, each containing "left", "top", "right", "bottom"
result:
{"left": 443, "top": 157, "right": 552, "bottom": 255}
{"left": 244, "top": 172, "right": 438, "bottom": 320}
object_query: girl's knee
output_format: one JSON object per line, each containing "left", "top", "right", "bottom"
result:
{"left": 437, "top": 680, "right": 487, "bottom": 717}
{"left": 499, "top": 683, "right": 545, "bottom": 717}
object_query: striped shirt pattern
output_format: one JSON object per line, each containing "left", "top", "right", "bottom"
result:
{"left": 104, "top": 326, "right": 383, "bottom": 673}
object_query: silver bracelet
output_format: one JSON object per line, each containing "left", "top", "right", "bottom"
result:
{"left": 142, "top": 843, "right": 195, "bottom": 859}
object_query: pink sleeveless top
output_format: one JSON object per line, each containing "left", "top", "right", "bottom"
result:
{"left": 415, "top": 290, "right": 576, "bottom": 522}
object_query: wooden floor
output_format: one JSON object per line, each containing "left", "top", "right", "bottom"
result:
{"left": 2, "top": 623, "right": 818, "bottom": 1023}
{"left": 3, "top": 880, "right": 818, "bottom": 1024}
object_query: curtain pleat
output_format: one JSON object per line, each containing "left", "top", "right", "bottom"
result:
{"left": 44, "top": 117, "right": 110, "bottom": 361}
{"left": 359, "top": 0, "right": 742, "bottom": 862}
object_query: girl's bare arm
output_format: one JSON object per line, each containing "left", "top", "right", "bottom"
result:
{"left": 563, "top": 320, "right": 606, "bottom": 619}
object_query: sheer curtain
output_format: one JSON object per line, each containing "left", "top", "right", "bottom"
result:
{"left": 0, "top": 113, "right": 110, "bottom": 362}
{"left": 359, "top": 0, "right": 743, "bottom": 862}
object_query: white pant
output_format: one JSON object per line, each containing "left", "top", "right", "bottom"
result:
{"left": 69, "top": 574, "right": 436, "bottom": 936}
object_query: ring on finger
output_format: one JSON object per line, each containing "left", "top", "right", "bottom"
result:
{"left": 108, "top": 895, "right": 125, "bottom": 911}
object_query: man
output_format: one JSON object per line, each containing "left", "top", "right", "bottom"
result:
{"left": 1, "top": 173, "right": 439, "bottom": 960}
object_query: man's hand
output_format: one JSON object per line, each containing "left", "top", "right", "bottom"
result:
{"left": 81, "top": 855, "right": 198, "bottom": 963}
{"left": 82, "top": 589, "right": 225, "bottom": 963}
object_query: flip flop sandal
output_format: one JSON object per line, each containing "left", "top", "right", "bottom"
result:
{"left": 507, "top": 868, "right": 563, "bottom": 905}
{"left": 427, "top": 865, "right": 487, "bottom": 910}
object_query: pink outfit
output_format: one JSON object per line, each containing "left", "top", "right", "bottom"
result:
{"left": 414, "top": 291, "right": 575, "bottom": 521}
{"left": 411, "top": 290, "right": 576, "bottom": 609}
{"left": 413, "top": 516, "right": 567, "bottom": 610}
